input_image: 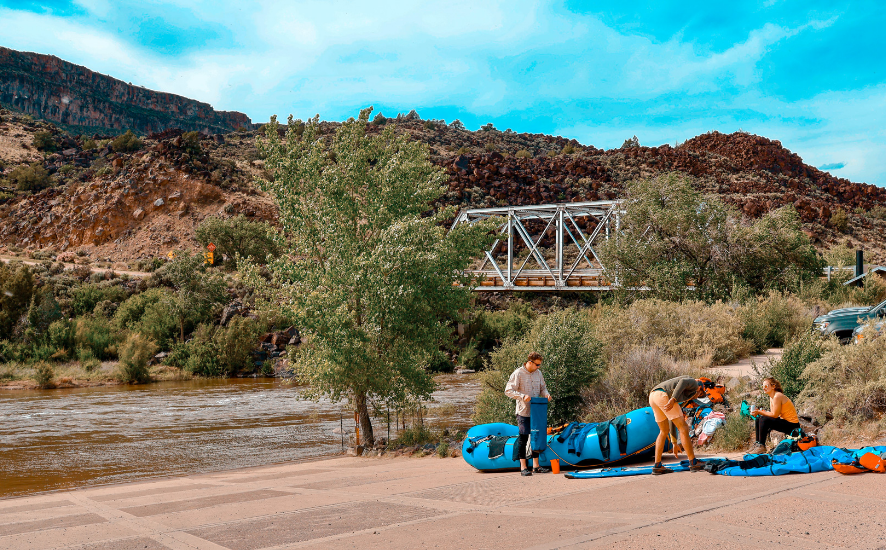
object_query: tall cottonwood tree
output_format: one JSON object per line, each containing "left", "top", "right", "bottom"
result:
{"left": 601, "top": 173, "right": 821, "bottom": 301}
{"left": 251, "top": 108, "right": 498, "bottom": 446}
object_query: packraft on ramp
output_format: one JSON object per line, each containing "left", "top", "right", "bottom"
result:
{"left": 462, "top": 407, "right": 661, "bottom": 472}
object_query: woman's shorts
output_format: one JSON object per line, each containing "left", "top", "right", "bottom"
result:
{"left": 649, "top": 390, "right": 683, "bottom": 422}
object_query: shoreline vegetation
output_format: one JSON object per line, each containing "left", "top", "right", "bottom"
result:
{"left": 0, "top": 111, "right": 884, "bottom": 455}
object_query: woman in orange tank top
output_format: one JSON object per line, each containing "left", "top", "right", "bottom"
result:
{"left": 748, "top": 377, "right": 801, "bottom": 454}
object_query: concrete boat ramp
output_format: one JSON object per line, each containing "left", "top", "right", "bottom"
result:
{"left": 1, "top": 453, "right": 884, "bottom": 550}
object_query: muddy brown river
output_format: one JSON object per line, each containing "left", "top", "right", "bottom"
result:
{"left": 0, "top": 375, "right": 479, "bottom": 498}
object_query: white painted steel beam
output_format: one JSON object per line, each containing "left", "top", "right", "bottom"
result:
{"left": 451, "top": 200, "right": 625, "bottom": 292}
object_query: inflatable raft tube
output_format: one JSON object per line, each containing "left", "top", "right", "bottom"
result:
{"left": 462, "top": 406, "right": 663, "bottom": 472}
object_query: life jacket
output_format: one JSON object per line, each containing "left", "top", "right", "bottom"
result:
{"left": 858, "top": 452, "right": 886, "bottom": 473}
{"left": 697, "top": 377, "right": 727, "bottom": 404}
{"left": 547, "top": 422, "right": 570, "bottom": 435}
{"left": 831, "top": 460, "right": 867, "bottom": 475}
{"left": 797, "top": 433, "right": 818, "bottom": 451}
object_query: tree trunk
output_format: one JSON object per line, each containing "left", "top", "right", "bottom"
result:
{"left": 354, "top": 390, "right": 374, "bottom": 448}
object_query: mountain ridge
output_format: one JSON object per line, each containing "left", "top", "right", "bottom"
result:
{"left": 0, "top": 46, "right": 251, "bottom": 135}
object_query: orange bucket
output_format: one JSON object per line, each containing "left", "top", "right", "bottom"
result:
{"left": 550, "top": 459, "right": 560, "bottom": 474}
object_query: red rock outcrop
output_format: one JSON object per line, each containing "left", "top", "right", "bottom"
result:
{"left": 0, "top": 47, "right": 251, "bottom": 134}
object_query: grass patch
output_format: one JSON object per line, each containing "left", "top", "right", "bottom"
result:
{"left": 708, "top": 412, "right": 754, "bottom": 452}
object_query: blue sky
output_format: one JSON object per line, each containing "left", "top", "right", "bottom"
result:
{"left": 2, "top": 1, "right": 885, "bottom": 186}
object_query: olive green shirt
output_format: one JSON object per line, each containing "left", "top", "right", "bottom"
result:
{"left": 652, "top": 376, "right": 699, "bottom": 404}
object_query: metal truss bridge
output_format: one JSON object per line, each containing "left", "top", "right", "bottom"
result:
{"left": 451, "top": 201, "right": 624, "bottom": 291}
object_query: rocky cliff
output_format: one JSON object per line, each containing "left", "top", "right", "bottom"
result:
{"left": 0, "top": 47, "right": 251, "bottom": 135}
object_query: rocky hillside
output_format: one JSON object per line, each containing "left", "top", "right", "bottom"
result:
{"left": 0, "top": 47, "right": 251, "bottom": 135}
{"left": 1, "top": 106, "right": 885, "bottom": 265}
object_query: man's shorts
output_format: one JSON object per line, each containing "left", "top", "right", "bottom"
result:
{"left": 649, "top": 390, "right": 683, "bottom": 422}
{"left": 516, "top": 414, "right": 531, "bottom": 435}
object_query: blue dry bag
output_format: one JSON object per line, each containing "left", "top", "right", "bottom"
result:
{"left": 530, "top": 397, "right": 549, "bottom": 452}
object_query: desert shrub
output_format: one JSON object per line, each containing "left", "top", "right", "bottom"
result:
{"left": 709, "top": 412, "right": 754, "bottom": 451}
{"left": 395, "top": 425, "right": 437, "bottom": 446}
{"left": 82, "top": 138, "right": 97, "bottom": 150}
{"left": 32, "top": 131, "right": 56, "bottom": 152}
{"left": 436, "top": 441, "right": 450, "bottom": 457}
{"left": 740, "top": 291, "right": 811, "bottom": 353}
{"left": 460, "top": 301, "right": 535, "bottom": 370}
{"left": 76, "top": 347, "right": 100, "bottom": 372}
{"left": 561, "top": 144, "right": 576, "bottom": 155}
{"left": 621, "top": 136, "right": 640, "bottom": 149}
{"left": 117, "top": 332, "right": 157, "bottom": 384}
{"left": 472, "top": 367, "right": 514, "bottom": 424}
{"left": 195, "top": 215, "right": 280, "bottom": 269}
{"left": 26, "top": 289, "right": 62, "bottom": 339}
{"left": 31, "top": 248, "right": 56, "bottom": 261}
{"left": 515, "top": 149, "right": 531, "bottom": 159}
{"left": 70, "top": 283, "right": 128, "bottom": 316}
{"left": 870, "top": 205, "right": 886, "bottom": 220}
{"left": 47, "top": 319, "right": 74, "bottom": 351}
{"left": 829, "top": 208, "right": 849, "bottom": 232}
{"left": 33, "top": 361, "right": 54, "bottom": 388}
{"left": 457, "top": 342, "right": 482, "bottom": 371}
{"left": 371, "top": 113, "right": 387, "bottom": 125}
{"left": 153, "top": 250, "right": 227, "bottom": 341}
{"left": 133, "top": 300, "right": 178, "bottom": 349}
{"left": 181, "top": 131, "right": 202, "bottom": 156}
{"left": 166, "top": 319, "right": 260, "bottom": 376}
{"left": 764, "top": 332, "right": 824, "bottom": 400}
{"left": 581, "top": 346, "right": 704, "bottom": 421}
{"left": 474, "top": 309, "right": 604, "bottom": 426}
{"left": 0, "top": 263, "right": 34, "bottom": 339}
{"left": 92, "top": 299, "right": 118, "bottom": 318}
{"left": 112, "top": 287, "right": 169, "bottom": 329}
{"left": 214, "top": 316, "right": 262, "bottom": 374}
{"left": 427, "top": 354, "right": 455, "bottom": 373}
{"left": 823, "top": 243, "right": 855, "bottom": 268}
{"left": 110, "top": 130, "right": 142, "bottom": 153}
{"left": 594, "top": 299, "right": 751, "bottom": 365}
{"left": 9, "top": 163, "right": 50, "bottom": 191}
{"left": 73, "top": 316, "right": 116, "bottom": 360}
{"left": 799, "top": 335, "right": 886, "bottom": 425}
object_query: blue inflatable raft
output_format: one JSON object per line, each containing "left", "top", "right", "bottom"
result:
{"left": 462, "top": 406, "right": 664, "bottom": 471}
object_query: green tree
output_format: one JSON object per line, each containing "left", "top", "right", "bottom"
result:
{"left": 474, "top": 309, "right": 604, "bottom": 426}
{"left": 250, "top": 108, "right": 499, "bottom": 446}
{"left": 195, "top": 215, "right": 280, "bottom": 269}
{"left": 601, "top": 173, "right": 821, "bottom": 301}
{"left": 156, "top": 251, "right": 227, "bottom": 342}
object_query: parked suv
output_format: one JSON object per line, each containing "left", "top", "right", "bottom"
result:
{"left": 814, "top": 298, "right": 886, "bottom": 343}
{"left": 852, "top": 320, "right": 885, "bottom": 344}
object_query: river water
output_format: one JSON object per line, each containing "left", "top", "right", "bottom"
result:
{"left": 0, "top": 375, "right": 479, "bottom": 498}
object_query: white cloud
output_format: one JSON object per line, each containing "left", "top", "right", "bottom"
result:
{"left": 1, "top": 3, "right": 883, "bottom": 185}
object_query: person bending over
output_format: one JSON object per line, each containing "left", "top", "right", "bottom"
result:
{"left": 504, "top": 351, "right": 552, "bottom": 477}
{"left": 749, "top": 377, "right": 800, "bottom": 454}
{"left": 649, "top": 376, "right": 706, "bottom": 474}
